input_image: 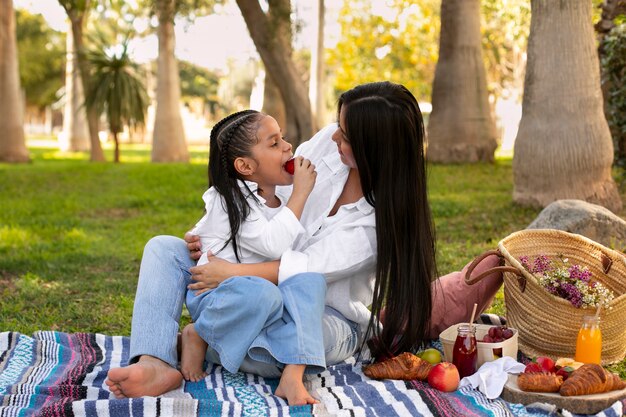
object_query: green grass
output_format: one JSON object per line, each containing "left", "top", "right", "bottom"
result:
{"left": 1, "top": 137, "right": 624, "bottom": 376}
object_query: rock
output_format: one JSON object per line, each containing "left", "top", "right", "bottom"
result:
{"left": 526, "top": 199, "right": 626, "bottom": 250}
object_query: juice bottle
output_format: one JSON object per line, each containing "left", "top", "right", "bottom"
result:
{"left": 575, "top": 315, "right": 602, "bottom": 364}
{"left": 452, "top": 324, "right": 478, "bottom": 378}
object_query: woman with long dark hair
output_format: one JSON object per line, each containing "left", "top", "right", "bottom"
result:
{"left": 106, "top": 81, "right": 502, "bottom": 403}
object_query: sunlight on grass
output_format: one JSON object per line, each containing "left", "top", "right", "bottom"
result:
{"left": 0, "top": 226, "right": 37, "bottom": 249}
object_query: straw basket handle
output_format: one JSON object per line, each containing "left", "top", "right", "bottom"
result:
{"left": 464, "top": 249, "right": 527, "bottom": 292}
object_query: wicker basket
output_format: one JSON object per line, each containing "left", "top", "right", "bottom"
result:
{"left": 466, "top": 229, "right": 626, "bottom": 364}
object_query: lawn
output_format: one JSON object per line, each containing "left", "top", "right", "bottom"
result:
{"left": 1, "top": 137, "right": 624, "bottom": 376}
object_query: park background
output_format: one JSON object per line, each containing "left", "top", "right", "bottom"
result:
{"left": 1, "top": 0, "right": 625, "bottom": 376}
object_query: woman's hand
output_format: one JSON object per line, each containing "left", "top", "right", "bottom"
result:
{"left": 184, "top": 232, "right": 202, "bottom": 261}
{"left": 188, "top": 256, "right": 239, "bottom": 295}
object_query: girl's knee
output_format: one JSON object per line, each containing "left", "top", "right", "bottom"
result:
{"left": 284, "top": 272, "right": 326, "bottom": 294}
{"left": 145, "top": 235, "right": 184, "bottom": 254}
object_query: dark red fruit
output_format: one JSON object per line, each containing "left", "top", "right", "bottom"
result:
{"left": 284, "top": 158, "right": 295, "bottom": 174}
{"left": 524, "top": 362, "right": 543, "bottom": 373}
{"left": 502, "top": 328, "right": 514, "bottom": 339}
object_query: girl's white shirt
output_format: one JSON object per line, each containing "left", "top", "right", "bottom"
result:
{"left": 277, "top": 123, "right": 377, "bottom": 333}
{"left": 191, "top": 181, "right": 304, "bottom": 266}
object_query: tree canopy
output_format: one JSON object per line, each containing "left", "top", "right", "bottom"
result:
{"left": 16, "top": 9, "right": 65, "bottom": 108}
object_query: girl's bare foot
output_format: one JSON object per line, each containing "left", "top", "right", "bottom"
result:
{"left": 105, "top": 355, "right": 182, "bottom": 398}
{"left": 275, "top": 364, "right": 318, "bottom": 406}
{"left": 180, "top": 324, "right": 208, "bottom": 382}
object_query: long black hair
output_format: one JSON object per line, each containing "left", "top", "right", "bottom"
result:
{"left": 208, "top": 110, "right": 265, "bottom": 262}
{"left": 338, "top": 81, "right": 437, "bottom": 359}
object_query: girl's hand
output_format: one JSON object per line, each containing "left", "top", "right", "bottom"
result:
{"left": 188, "top": 256, "right": 237, "bottom": 294}
{"left": 184, "top": 232, "right": 202, "bottom": 260}
{"left": 291, "top": 156, "right": 317, "bottom": 198}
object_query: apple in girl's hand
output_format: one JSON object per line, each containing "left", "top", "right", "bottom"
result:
{"left": 535, "top": 356, "right": 556, "bottom": 373}
{"left": 427, "top": 362, "right": 460, "bottom": 392}
{"left": 284, "top": 158, "right": 295, "bottom": 175}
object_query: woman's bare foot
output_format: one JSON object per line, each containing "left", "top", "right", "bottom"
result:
{"left": 180, "top": 324, "right": 208, "bottom": 382}
{"left": 105, "top": 355, "right": 183, "bottom": 398}
{"left": 275, "top": 364, "right": 318, "bottom": 406}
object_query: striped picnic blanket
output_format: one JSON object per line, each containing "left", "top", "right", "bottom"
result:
{"left": 1, "top": 331, "right": 624, "bottom": 417}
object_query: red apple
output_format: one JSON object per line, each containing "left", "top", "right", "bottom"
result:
{"left": 524, "top": 362, "right": 543, "bottom": 373}
{"left": 536, "top": 356, "right": 556, "bottom": 373}
{"left": 284, "top": 158, "right": 295, "bottom": 175}
{"left": 427, "top": 362, "right": 460, "bottom": 392}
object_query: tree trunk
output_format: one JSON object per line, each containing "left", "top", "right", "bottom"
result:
{"left": 513, "top": 0, "right": 622, "bottom": 212}
{"left": 68, "top": 13, "right": 106, "bottom": 162}
{"left": 61, "top": 24, "right": 90, "bottom": 152}
{"left": 0, "top": 0, "right": 29, "bottom": 163}
{"left": 113, "top": 131, "right": 120, "bottom": 163}
{"left": 151, "top": 0, "right": 189, "bottom": 163}
{"left": 263, "top": 72, "right": 287, "bottom": 129}
{"left": 308, "top": 0, "right": 325, "bottom": 128}
{"left": 236, "top": 0, "right": 313, "bottom": 146}
{"left": 427, "top": 0, "right": 497, "bottom": 163}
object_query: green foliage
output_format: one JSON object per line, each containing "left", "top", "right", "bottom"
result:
{"left": 15, "top": 9, "right": 65, "bottom": 108}
{"left": 601, "top": 24, "right": 626, "bottom": 169}
{"left": 84, "top": 41, "right": 149, "bottom": 135}
{"left": 328, "top": 0, "right": 440, "bottom": 102}
{"left": 179, "top": 60, "right": 220, "bottom": 105}
{"left": 480, "top": 0, "right": 530, "bottom": 97}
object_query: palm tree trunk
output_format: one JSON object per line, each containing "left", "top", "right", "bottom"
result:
{"left": 427, "top": 0, "right": 497, "bottom": 163}
{"left": 513, "top": 0, "right": 622, "bottom": 212}
{"left": 151, "top": 0, "right": 189, "bottom": 163}
{"left": 68, "top": 15, "right": 106, "bottom": 162}
{"left": 61, "top": 24, "right": 90, "bottom": 152}
{"left": 113, "top": 131, "right": 120, "bottom": 163}
{"left": 0, "top": 0, "right": 29, "bottom": 163}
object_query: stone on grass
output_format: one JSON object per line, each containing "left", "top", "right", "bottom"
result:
{"left": 527, "top": 199, "right": 626, "bottom": 250}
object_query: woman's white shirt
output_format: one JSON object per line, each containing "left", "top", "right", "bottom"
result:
{"left": 191, "top": 181, "right": 304, "bottom": 265}
{"left": 276, "top": 124, "right": 377, "bottom": 332}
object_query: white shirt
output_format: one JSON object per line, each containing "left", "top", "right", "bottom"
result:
{"left": 276, "top": 124, "right": 377, "bottom": 332}
{"left": 191, "top": 181, "right": 304, "bottom": 265}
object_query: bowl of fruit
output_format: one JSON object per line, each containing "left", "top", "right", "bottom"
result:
{"left": 439, "top": 323, "right": 519, "bottom": 367}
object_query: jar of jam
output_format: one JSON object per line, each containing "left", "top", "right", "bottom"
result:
{"left": 452, "top": 324, "right": 478, "bottom": 378}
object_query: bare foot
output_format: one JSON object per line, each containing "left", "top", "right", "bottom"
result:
{"left": 105, "top": 355, "right": 183, "bottom": 398}
{"left": 180, "top": 324, "right": 208, "bottom": 382}
{"left": 275, "top": 364, "right": 318, "bottom": 406}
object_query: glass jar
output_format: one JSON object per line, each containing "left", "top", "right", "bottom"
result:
{"left": 575, "top": 315, "right": 602, "bottom": 364}
{"left": 452, "top": 324, "right": 478, "bottom": 378}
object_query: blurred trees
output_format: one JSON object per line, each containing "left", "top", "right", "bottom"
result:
{"left": 58, "top": 0, "right": 106, "bottom": 161}
{"left": 329, "top": 0, "right": 440, "bottom": 103}
{"left": 15, "top": 10, "right": 64, "bottom": 109}
{"left": 236, "top": 0, "right": 314, "bottom": 145}
{"left": 427, "top": 0, "right": 497, "bottom": 163}
{"left": 513, "top": 0, "right": 621, "bottom": 212}
{"left": 0, "top": 0, "right": 29, "bottom": 162}
{"left": 85, "top": 41, "right": 149, "bottom": 163}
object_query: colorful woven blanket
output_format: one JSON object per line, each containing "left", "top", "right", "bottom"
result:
{"left": 0, "top": 331, "right": 623, "bottom": 417}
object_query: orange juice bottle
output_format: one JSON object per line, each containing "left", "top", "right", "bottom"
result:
{"left": 575, "top": 315, "right": 602, "bottom": 364}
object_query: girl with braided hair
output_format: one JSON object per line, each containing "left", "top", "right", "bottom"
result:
{"left": 179, "top": 109, "right": 322, "bottom": 400}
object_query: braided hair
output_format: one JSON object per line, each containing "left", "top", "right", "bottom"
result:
{"left": 208, "top": 110, "right": 265, "bottom": 262}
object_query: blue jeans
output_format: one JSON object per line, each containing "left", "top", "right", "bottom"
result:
{"left": 186, "top": 273, "right": 327, "bottom": 374}
{"left": 129, "top": 236, "right": 360, "bottom": 377}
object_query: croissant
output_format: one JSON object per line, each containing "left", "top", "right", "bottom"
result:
{"left": 517, "top": 373, "right": 563, "bottom": 393}
{"left": 362, "top": 352, "right": 432, "bottom": 381}
{"left": 559, "top": 364, "right": 626, "bottom": 396}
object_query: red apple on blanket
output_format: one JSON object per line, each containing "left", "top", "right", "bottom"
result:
{"left": 427, "top": 362, "right": 460, "bottom": 392}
